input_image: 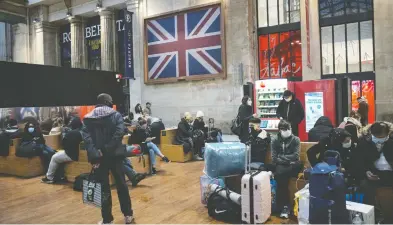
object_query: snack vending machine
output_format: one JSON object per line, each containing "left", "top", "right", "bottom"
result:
{"left": 254, "top": 79, "right": 288, "bottom": 134}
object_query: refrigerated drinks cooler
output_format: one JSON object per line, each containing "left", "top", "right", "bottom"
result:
{"left": 254, "top": 79, "right": 288, "bottom": 133}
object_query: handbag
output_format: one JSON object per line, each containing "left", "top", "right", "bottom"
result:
{"left": 15, "top": 140, "right": 41, "bottom": 158}
{"left": 82, "top": 168, "right": 102, "bottom": 208}
{"left": 231, "top": 115, "right": 242, "bottom": 136}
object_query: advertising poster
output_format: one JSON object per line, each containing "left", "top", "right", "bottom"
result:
{"left": 305, "top": 92, "right": 324, "bottom": 132}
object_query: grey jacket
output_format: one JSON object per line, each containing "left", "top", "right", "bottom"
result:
{"left": 271, "top": 134, "right": 300, "bottom": 165}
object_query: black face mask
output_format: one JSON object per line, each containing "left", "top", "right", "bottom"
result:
{"left": 250, "top": 127, "right": 259, "bottom": 137}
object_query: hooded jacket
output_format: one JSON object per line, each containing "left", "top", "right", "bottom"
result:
{"left": 83, "top": 105, "right": 126, "bottom": 158}
{"left": 308, "top": 116, "right": 334, "bottom": 142}
{"left": 175, "top": 118, "right": 193, "bottom": 142}
{"left": 340, "top": 117, "right": 362, "bottom": 144}
{"left": 128, "top": 125, "right": 148, "bottom": 145}
{"left": 357, "top": 122, "right": 393, "bottom": 175}
{"left": 271, "top": 133, "right": 300, "bottom": 165}
{"left": 276, "top": 94, "right": 305, "bottom": 125}
{"left": 62, "top": 130, "right": 82, "bottom": 161}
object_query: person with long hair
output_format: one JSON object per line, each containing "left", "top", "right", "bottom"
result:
{"left": 238, "top": 96, "right": 256, "bottom": 143}
{"left": 357, "top": 97, "right": 369, "bottom": 127}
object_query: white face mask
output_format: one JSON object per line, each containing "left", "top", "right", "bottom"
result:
{"left": 281, "top": 130, "right": 292, "bottom": 138}
{"left": 342, "top": 141, "right": 351, "bottom": 149}
{"left": 247, "top": 100, "right": 252, "bottom": 106}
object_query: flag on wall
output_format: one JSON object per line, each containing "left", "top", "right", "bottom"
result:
{"left": 145, "top": 4, "right": 224, "bottom": 82}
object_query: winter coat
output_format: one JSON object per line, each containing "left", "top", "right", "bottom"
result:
{"left": 308, "top": 116, "right": 333, "bottom": 142}
{"left": 21, "top": 123, "right": 45, "bottom": 145}
{"left": 175, "top": 118, "right": 193, "bottom": 142}
{"left": 276, "top": 95, "right": 305, "bottom": 125}
{"left": 193, "top": 119, "right": 206, "bottom": 131}
{"left": 128, "top": 125, "right": 148, "bottom": 145}
{"left": 83, "top": 105, "right": 126, "bottom": 159}
{"left": 238, "top": 104, "right": 253, "bottom": 143}
{"left": 340, "top": 117, "right": 362, "bottom": 144}
{"left": 63, "top": 130, "right": 82, "bottom": 161}
{"left": 357, "top": 122, "right": 393, "bottom": 176}
{"left": 250, "top": 129, "right": 271, "bottom": 163}
{"left": 148, "top": 119, "right": 165, "bottom": 145}
{"left": 271, "top": 133, "right": 300, "bottom": 165}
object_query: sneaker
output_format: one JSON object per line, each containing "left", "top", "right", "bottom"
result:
{"left": 41, "top": 177, "right": 54, "bottom": 184}
{"left": 125, "top": 215, "right": 134, "bottom": 224}
{"left": 280, "top": 206, "right": 290, "bottom": 219}
{"left": 162, "top": 156, "right": 170, "bottom": 163}
{"left": 193, "top": 155, "right": 203, "bottom": 161}
{"left": 151, "top": 167, "right": 157, "bottom": 175}
{"left": 98, "top": 220, "right": 113, "bottom": 224}
{"left": 131, "top": 173, "right": 146, "bottom": 187}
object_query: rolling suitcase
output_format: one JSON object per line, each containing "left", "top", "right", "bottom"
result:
{"left": 241, "top": 143, "right": 272, "bottom": 224}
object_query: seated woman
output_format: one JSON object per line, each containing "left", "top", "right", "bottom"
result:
{"left": 271, "top": 120, "right": 302, "bottom": 219}
{"left": 21, "top": 121, "right": 56, "bottom": 171}
{"left": 307, "top": 128, "right": 360, "bottom": 184}
{"left": 248, "top": 117, "right": 270, "bottom": 167}
{"left": 339, "top": 110, "right": 362, "bottom": 145}
{"left": 41, "top": 117, "right": 83, "bottom": 184}
{"left": 175, "top": 112, "right": 203, "bottom": 161}
{"left": 128, "top": 119, "right": 169, "bottom": 175}
{"left": 146, "top": 116, "right": 165, "bottom": 145}
{"left": 308, "top": 116, "right": 333, "bottom": 142}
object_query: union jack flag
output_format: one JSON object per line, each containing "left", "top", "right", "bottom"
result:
{"left": 146, "top": 5, "right": 223, "bottom": 80}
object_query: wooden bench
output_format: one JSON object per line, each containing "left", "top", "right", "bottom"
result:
{"left": 0, "top": 138, "right": 44, "bottom": 177}
{"left": 43, "top": 134, "right": 62, "bottom": 150}
{"left": 160, "top": 128, "right": 192, "bottom": 163}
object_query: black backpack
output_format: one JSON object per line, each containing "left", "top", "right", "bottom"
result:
{"left": 207, "top": 188, "right": 241, "bottom": 224}
{"left": 73, "top": 173, "right": 90, "bottom": 191}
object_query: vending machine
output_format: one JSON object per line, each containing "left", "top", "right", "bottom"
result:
{"left": 254, "top": 79, "right": 288, "bottom": 134}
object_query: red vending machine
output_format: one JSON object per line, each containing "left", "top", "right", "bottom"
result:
{"left": 288, "top": 80, "right": 338, "bottom": 141}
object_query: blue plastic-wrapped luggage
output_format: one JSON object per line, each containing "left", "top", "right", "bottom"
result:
{"left": 204, "top": 142, "right": 246, "bottom": 178}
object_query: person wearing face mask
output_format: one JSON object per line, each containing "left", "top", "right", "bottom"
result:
{"left": 271, "top": 120, "right": 302, "bottom": 219}
{"left": 248, "top": 117, "right": 271, "bottom": 165}
{"left": 238, "top": 96, "right": 257, "bottom": 143}
{"left": 277, "top": 90, "right": 304, "bottom": 137}
{"left": 175, "top": 112, "right": 203, "bottom": 160}
{"left": 357, "top": 122, "right": 393, "bottom": 212}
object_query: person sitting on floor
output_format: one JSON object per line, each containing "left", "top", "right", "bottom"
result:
{"left": 128, "top": 119, "right": 169, "bottom": 175}
{"left": 271, "top": 120, "right": 302, "bottom": 219}
{"left": 175, "top": 112, "right": 203, "bottom": 161}
{"left": 308, "top": 116, "right": 334, "bottom": 142}
{"left": 248, "top": 117, "right": 271, "bottom": 168}
{"left": 21, "top": 121, "right": 56, "bottom": 171}
{"left": 307, "top": 128, "right": 360, "bottom": 184}
{"left": 41, "top": 117, "right": 83, "bottom": 183}
{"left": 357, "top": 122, "right": 393, "bottom": 223}
{"left": 339, "top": 110, "right": 362, "bottom": 145}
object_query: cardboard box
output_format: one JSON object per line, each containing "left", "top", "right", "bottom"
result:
{"left": 346, "top": 201, "right": 374, "bottom": 224}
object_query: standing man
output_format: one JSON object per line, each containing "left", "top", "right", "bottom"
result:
{"left": 83, "top": 93, "right": 134, "bottom": 224}
{"left": 143, "top": 102, "right": 152, "bottom": 116}
{"left": 277, "top": 90, "right": 304, "bottom": 136}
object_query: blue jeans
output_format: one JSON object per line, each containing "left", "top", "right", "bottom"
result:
{"left": 217, "top": 133, "right": 223, "bottom": 142}
{"left": 123, "top": 158, "right": 137, "bottom": 181}
{"left": 39, "top": 144, "right": 56, "bottom": 171}
{"left": 147, "top": 142, "right": 163, "bottom": 167}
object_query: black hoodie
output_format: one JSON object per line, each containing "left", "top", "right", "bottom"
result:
{"left": 308, "top": 116, "right": 334, "bottom": 142}
{"left": 21, "top": 122, "right": 45, "bottom": 145}
{"left": 175, "top": 118, "right": 193, "bottom": 142}
{"left": 276, "top": 94, "right": 305, "bottom": 125}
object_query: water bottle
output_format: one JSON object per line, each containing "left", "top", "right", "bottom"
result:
{"left": 352, "top": 213, "right": 363, "bottom": 225}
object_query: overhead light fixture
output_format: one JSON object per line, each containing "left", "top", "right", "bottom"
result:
{"left": 66, "top": 11, "right": 72, "bottom": 17}
{"left": 33, "top": 18, "right": 39, "bottom": 23}
{"left": 96, "top": 0, "right": 102, "bottom": 9}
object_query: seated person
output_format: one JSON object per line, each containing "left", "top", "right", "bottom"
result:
{"left": 21, "top": 121, "right": 56, "bottom": 171}
{"left": 41, "top": 117, "right": 83, "bottom": 183}
{"left": 146, "top": 116, "right": 165, "bottom": 145}
{"left": 308, "top": 116, "right": 333, "bottom": 142}
{"left": 4, "top": 118, "right": 22, "bottom": 138}
{"left": 175, "top": 112, "right": 203, "bottom": 161}
{"left": 49, "top": 118, "right": 64, "bottom": 135}
{"left": 248, "top": 118, "right": 270, "bottom": 166}
{"left": 193, "top": 111, "right": 207, "bottom": 134}
{"left": 123, "top": 156, "right": 147, "bottom": 187}
{"left": 124, "top": 112, "right": 139, "bottom": 127}
{"left": 271, "top": 120, "right": 302, "bottom": 219}
{"left": 40, "top": 118, "right": 53, "bottom": 135}
{"left": 128, "top": 119, "right": 169, "bottom": 175}
{"left": 358, "top": 122, "right": 393, "bottom": 210}
{"left": 339, "top": 110, "right": 362, "bottom": 145}
{"left": 307, "top": 128, "right": 359, "bottom": 183}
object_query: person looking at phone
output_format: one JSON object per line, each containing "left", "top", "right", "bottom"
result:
{"left": 128, "top": 119, "right": 169, "bottom": 175}
{"left": 358, "top": 122, "right": 393, "bottom": 208}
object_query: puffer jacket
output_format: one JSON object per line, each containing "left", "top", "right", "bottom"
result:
{"left": 357, "top": 122, "right": 393, "bottom": 175}
{"left": 271, "top": 133, "right": 300, "bottom": 165}
{"left": 308, "top": 116, "right": 333, "bottom": 142}
{"left": 83, "top": 105, "right": 125, "bottom": 159}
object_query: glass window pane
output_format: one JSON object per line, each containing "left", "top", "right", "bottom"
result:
{"left": 359, "top": 0, "right": 373, "bottom": 13}
{"left": 258, "top": 0, "right": 268, "bottom": 27}
{"left": 362, "top": 80, "right": 375, "bottom": 123}
{"left": 290, "top": 0, "right": 300, "bottom": 22}
{"left": 347, "top": 23, "right": 360, "bottom": 73}
{"left": 0, "top": 22, "right": 5, "bottom": 61}
{"left": 334, "top": 24, "right": 346, "bottom": 74}
{"left": 360, "top": 20, "right": 373, "bottom": 71}
{"left": 351, "top": 80, "right": 361, "bottom": 111}
{"left": 268, "top": 0, "right": 278, "bottom": 26}
{"left": 259, "top": 35, "right": 270, "bottom": 79}
{"left": 345, "top": 0, "right": 358, "bottom": 15}
{"left": 290, "top": 30, "right": 302, "bottom": 77}
{"left": 279, "top": 0, "right": 289, "bottom": 24}
{"left": 333, "top": 0, "right": 345, "bottom": 17}
{"left": 269, "top": 33, "right": 280, "bottom": 78}
{"left": 320, "top": 0, "right": 333, "bottom": 18}
{"left": 321, "top": 26, "right": 334, "bottom": 74}
{"left": 280, "top": 31, "right": 291, "bottom": 77}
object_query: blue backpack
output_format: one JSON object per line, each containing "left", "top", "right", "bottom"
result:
{"left": 309, "top": 151, "right": 349, "bottom": 224}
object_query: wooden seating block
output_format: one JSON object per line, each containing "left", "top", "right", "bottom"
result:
{"left": 122, "top": 135, "right": 130, "bottom": 145}
{"left": 376, "top": 187, "right": 393, "bottom": 223}
{"left": 300, "top": 142, "right": 316, "bottom": 168}
{"left": 161, "top": 144, "right": 192, "bottom": 163}
{"left": 44, "top": 134, "right": 62, "bottom": 150}
{"left": 0, "top": 138, "right": 44, "bottom": 177}
{"left": 160, "top": 128, "right": 177, "bottom": 145}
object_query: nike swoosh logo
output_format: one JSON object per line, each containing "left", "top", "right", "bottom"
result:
{"left": 215, "top": 209, "right": 227, "bottom": 214}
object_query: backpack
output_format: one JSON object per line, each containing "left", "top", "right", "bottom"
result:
{"left": 207, "top": 187, "right": 241, "bottom": 224}
{"left": 309, "top": 151, "right": 349, "bottom": 224}
{"left": 73, "top": 173, "right": 90, "bottom": 191}
{"left": 231, "top": 116, "right": 242, "bottom": 136}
